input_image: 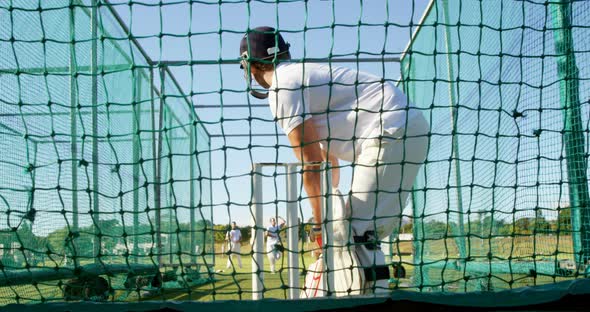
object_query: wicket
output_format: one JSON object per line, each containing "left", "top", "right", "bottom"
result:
{"left": 250, "top": 163, "right": 336, "bottom": 300}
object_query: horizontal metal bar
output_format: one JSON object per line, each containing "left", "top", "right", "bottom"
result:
{"left": 400, "top": 0, "right": 436, "bottom": 63}
{"left": 194, "top": 104, "right": 267, "bottom": 108}
{"left": 0, "top": 109, "right": 156, "bottom": 118}
{"left": 163, "top": 67, "right": 211, "bottom": 137}
{"left": 255, "top": 161, "right": 324, "bottom": 167}
{"left": 0, "top": 66, "right": 161, "bottom": 99}
{"left": 36, "top": 135, "right": 190, "bottom": 145}
{"left": 210, "top": 133, "right": 280, "bottom": 138}
{"left": 0, "top": 263, "right": 159, "bottom": 287}
{"left": 42, "top": 133, "right": 280, "bottom": 143}
{"left": 154, "top": 57, "right": 401, "bottom": 67}
{"left": 0, "top": 105, "right": 267, "bottom": 117}
{"left": 103, "top": 0, "right": 154, "bottom": 65}
{"left": 0, "top": 64, "right": 153, "bottom": 75}
{"left": 3, "top": 57, "right": 401, "bottom": 74}
{"left": 2, "top": 57, "right": 401, "bottom": 75}
{"left": 255, "top": 162, "right": 300, "bottom": 167}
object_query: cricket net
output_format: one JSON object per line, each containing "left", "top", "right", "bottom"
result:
{"left": 0, "top": 0, "right": 589, "bottom": 309}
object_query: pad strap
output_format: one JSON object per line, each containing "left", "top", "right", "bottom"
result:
{"left": 353, "top": 231, "right": 381, "bottom": 250}
{"left": 363, "top": 265, "right": 390, "bottom": 281}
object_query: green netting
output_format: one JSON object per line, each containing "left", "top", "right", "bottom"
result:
{"left": 0, "top": 0, "right": 213, "bottom": 304}
{"left": 0, "top": 0, "right": 589, "bottom": 307}
{"left": 401, "top": 0, "right": 590, "bottom": 291}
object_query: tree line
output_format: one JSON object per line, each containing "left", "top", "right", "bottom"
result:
{"left": 0, "top": 218, "right": 214, "bottom": 263}
{"left": 401, "top": 207, "right": 574, "bottom": 238}
{"left": 1, "top": 207, "right": 574, "bottom": 262}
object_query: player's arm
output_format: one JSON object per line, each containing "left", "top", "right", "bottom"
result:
{"left": 278, "top": 216, "right": 286, "bottom": 229}
{"left": 321, "top": 148, "right": 340, "bottom": 188}
{"left": 287, "top": 120, "right": 323, "bottom": 228}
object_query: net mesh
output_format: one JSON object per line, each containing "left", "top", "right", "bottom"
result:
{"left": 0, "top": 0, "right": 213, "bottom": 304}
{"left": 0, "top": 0, "right": 588, "bottom": 305}
{"left": 401, "top": 0, "right": 590, "bottom": 291}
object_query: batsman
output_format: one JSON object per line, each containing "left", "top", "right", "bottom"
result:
{"left": 239, "top": 27, "right": 429, "bottom": 296}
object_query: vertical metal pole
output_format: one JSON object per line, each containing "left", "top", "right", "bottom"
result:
{"left": 401, "top": 36, "right": 427, "bottom": 289}
{"left": 441, "top": 0, "right": 467, "bottom": 260}
{"left": 189, "top": 119, "right": 196, "bottom": 264}
{"left": 251, "top": 164, "right": 264, "bottom": 300}
{"left": 155, "top": 67, "right": 165, "bottom": 267}
{"left": 189, "top": 126, "right": 197, "bottom": 263}
{"left": 321, "top": 164, "right": 335, "bottom": 296}
{"left": 90, "top": 0, "right": 100, "bottom": 263}
{"left": 209, "top": 140, "right": 214, "bottom": 267}
{"left": 69, "top": 4, "right": 80, "bottom": 267}
{"left": 167, "top": 112, "right": 173, "bottom": 265}
{"left": 551, "top": 0, "right": 589, "bottom": 265}
{"left": 286, "top": 164, "right": 299, "bottom": 299}
{"left": 411, "top": 175, "right": 427, "bottom": 289}
{"left": 132, "top": 69, "right": 141, "bottom": 264}
{"left": 150, "top": 68, "right": 158, "bottom": 266}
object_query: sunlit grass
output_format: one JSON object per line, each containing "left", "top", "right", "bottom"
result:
{"left": 0, "top": 236, "right": 580, "bottom": 303}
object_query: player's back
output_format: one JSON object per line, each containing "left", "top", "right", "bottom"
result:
{"left": 270, "top": 63, "right": 418, "bottom": 161}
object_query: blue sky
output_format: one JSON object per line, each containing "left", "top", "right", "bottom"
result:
{"left": 0, "top": 0, "right": 432, "bottom": 238}
{"left": 109, "top": 0, "right": 432, "bottom": 226}
{"left": 3, "top": 0, "right": 581, "bottom": 236}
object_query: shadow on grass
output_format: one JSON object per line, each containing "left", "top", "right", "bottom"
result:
{"left": 137, "top": 274, "right": 252, "bottom": 301}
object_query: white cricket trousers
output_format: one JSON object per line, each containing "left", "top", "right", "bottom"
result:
{"left": 349, "top": 113, "right": 429, "bottom": 293}
{"left": 226, "top": 242, "right": 242, "bottom": 269}
{"left": 266, "top": 243, "right": 281, "bottom": 273}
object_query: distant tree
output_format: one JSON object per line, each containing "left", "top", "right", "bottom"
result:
{"left": 195, "top": 219, "right": 214, "bottom": 246}
{"left": 16, "top": 221, "right": 47, "bottom": 250}
{"left": 497, "top": 223, "right": 514, "bottom": 236}
{"left": 47, "top": 227, "right": 69, "bottom": 254}
{"left": 95, "top": 219, "right": 122, "bottom": 236}
{"left": 426, "top": 220, "right": 448, "bottom": 239}
{"left": 514, "top": 218, "right": 533, "bottom": 234}
{"left": 213, "top": 224, "right": 231, "bottom": 243}
{"left": 557, "top": 206, "right": 573, "bottom": 232}
{"left": 533, "top": 210, "right": 551, "bottom": 233}
{"left": 240, "top": 225, "right": 252, "bottom": 243}
{"left": 481, "top": 216, "right": 495, "bottom": 236}
{"left": 401, "top": 220, "right": 413, "bottom": 234}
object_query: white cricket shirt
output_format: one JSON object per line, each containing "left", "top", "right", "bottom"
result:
{"left": 266, "top": 225, "right": 281, "bottom": 247}
{"left": 268, "top": 63, "right": 421, "bottom": 162}
{"left": 229, "top": 229, "right": 241, "bottom": 243}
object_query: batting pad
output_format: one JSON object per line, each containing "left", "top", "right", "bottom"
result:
{"left": 332, "top": 245, "right": 364, "bottom": 296}
{"left": 331, "top": 188, "right": 364, "bottom": 296}
{"left": 301, "top": 256, "right": 325, "bottom": 298}
{"left": 332, "top": 188, "right": 351, "bottom": 245}
{"left": 302, "top": 189, "right": 365, "bottom": 297}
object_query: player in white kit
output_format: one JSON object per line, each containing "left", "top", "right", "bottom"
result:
{"left": 239, "top": 26, "right": 429, "bottom": 295}
{"left": 266, "top": 217, "right": 286, "bottom": 274}
{"left": 226, "top": 221, "right": 242, "bottom": 269}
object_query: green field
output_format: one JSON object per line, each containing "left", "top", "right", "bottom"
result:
{"left": 0, "top": 235, "right": 579, "bottom": 304}
{"left": 153, "top": 235, "right": 577, "bottom": 300}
